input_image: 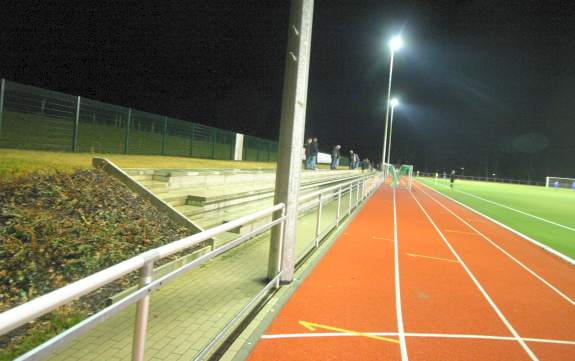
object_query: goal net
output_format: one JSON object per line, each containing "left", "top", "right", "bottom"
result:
{"left": 546, "top": 176, "right": 575, "bottom": 190}
{"left": 385, "top": 164, "right": 413, "bottom": 190}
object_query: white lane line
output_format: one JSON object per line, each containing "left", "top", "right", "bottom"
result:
{"left": 409, "top": 191, "right": 539, "bottom": 361}
{"left": 261, "top": 331, "right": 575, "bottom": 346}
{"left": 433, "top": 181, "right": 575, "bottom": 233}
{"left": 416, "top": 183, "right": 575, "bottom": 307}
{"left": 393, "top": 188, "right": 409, "bottom": 361}
{"left": 418, "top": 181, "right": 574, "bottom": 266}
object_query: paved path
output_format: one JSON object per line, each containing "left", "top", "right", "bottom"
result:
{"left": 47, "top": 188, "right": 361, "bottom": 361}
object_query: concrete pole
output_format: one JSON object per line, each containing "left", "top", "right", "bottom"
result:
{"left": 268, "top": 0, "right": 314, "bottom": 283}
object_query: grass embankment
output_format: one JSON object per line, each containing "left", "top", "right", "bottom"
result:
{"left": 417, "top": 177, "right": 575, "bottom": 259}
{"left": 0, "top": 170, "right": 197, "bottom": 360}
{"left": 0, "top": 148, "right": 278, "bottom": 180}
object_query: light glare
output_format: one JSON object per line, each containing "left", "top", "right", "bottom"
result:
{"left": 390, "top": 98, "right": 399, "bottom": 107}
{"left": 389, "top": 35, "right": 403, "bottom": 51}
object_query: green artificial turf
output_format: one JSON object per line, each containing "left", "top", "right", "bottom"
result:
{"left": 417, "top": 177, "right": 575, "bottom": 259}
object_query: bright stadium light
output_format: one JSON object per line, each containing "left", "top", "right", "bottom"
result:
{"left": 389, "top": 35, "right": 403, "bottom": 51}
{"left": 390, "top": 98, "right": 399, "bottom": 107}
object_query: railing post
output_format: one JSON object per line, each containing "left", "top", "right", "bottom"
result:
{"left": 275, "top": 206, "right": 287, "bottom": 289}
{"left": 315, "top": 193, "right": 323, "bottom": 247}
{"left": 348, "top": 183, "right": 352, "bottom": 215}
{"left": 0, "top": 78, "right": 5, "bottom": 138}
{"left": 336, "top": 185, "right": 342, "bottom": 226}
{"left": 161, "top": 116, "right": 168, "bottom": 155}
{"left": 355, "top": 180, "right": 360, "bottom": 207}
{"left": 132, "top": 261, "right": 154, "bottom": 361}
{"left": 124, "top": 108, "right": 132, "bottom": 154}
{"left": 72, "top": 96, "right": 81, "bottom": 152}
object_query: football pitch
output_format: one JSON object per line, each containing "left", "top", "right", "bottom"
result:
{"left": 417, "top": 177, "right": 575, "bottom": 260}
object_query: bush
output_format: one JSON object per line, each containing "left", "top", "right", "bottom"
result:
{"left": 0, "top": 169, "right": 190, "bottom": 358}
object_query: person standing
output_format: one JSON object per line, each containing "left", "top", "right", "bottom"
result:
{"left": 330, "top": 145, "right": 341, "bottom": 170}
{"left": 304, "top": 138, "right": 313, "bottom": 170}
{"left": 450, "top": 169, "right": 456, "bottom": 188}
{"left": 311, "top": 137, "right": 319, "bottom": 170}
{"left": 349, "top": 150, "right": 355, "bottom": 169}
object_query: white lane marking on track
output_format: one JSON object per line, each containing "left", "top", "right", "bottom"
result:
{"left": 393, "top": 188, "right": 409, "bottom": 361}
{"left": 415, "top": 183, "right": 575, "bottom": 307}
{"left": 409, "top": 191, "right": 540, "bottom": 361}
{"left": 434, "top": 181, "right": 575, "bottom": 233}
{"left": 261, "top": 332, "right": 575, "bottom": 346}
{"left": 261, "top": 332, "right": 575, "bottom": 345}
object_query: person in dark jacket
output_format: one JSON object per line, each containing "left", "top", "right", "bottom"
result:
{"left": 304, "top": 138, "right": 313, "bottom": 169}
{"left": 310, "top": 137, "right": 319, "bottom": 170}
{"left": 330, "top": 145, "right": 341, "bottom": 170}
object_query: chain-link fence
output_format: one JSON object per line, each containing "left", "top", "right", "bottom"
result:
{"left": 0, "top": 79, "right": 278, "bottom": 161}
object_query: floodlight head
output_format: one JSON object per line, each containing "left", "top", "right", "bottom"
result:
{"left": 389, "top": 35, "right": 403, "bottom": 51}
{"left": 390, "top": 98, "right": 399, "bottom": 107}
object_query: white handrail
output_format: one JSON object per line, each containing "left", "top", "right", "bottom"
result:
{"left": 0, "top": 203, "right": 285, "bottom": 336}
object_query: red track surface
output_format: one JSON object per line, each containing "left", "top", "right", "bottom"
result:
{"left": 247, "top": 182, "right": 575, "bottom": 360}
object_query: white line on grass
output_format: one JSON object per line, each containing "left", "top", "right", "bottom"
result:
{"left": 417, "top": 181, "right": 575, "bottom": 266}
{"left": 432, "top": 180, "right": 575, "bottom": 233}
{"left": 393, "top": 188, "right": 409, "bottom": 361}
{"left": 261, "top": 332, "right": 575, "bottom": 346}
{"left": 415, "top": 183, "right": 575, "bottom": 306}
{"left": 409, "top": 191, "right": 539, "bottom": 361}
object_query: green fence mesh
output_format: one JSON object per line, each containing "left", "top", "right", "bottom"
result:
{"left": 0, "top": 79, "right": 275, "bottom": 162}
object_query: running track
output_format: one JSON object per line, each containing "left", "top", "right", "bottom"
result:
{"left": 247, "top": 181, "right": 575, "bottom": 360}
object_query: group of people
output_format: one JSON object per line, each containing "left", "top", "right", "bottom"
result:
{"left": 304, "top": 137, "right": 319, "bottom": 170}
{"left": 303, "top": 137, "right": 374, "bottom": 171}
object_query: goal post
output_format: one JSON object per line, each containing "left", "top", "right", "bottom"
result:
{"left": 546, "top": 176, "right": 575, "bottom": 190}
{"left": 385, "top": 164, "right": 413, "bottom": 190}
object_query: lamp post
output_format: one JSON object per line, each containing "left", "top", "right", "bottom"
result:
{"left": 381, "top": 35, "right": 403, "bottom": 170}
{"left": 386, "top": 98, "right": 399, "bottom": 164}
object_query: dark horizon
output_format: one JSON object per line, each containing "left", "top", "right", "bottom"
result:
{"left": 1, "top": 1, "right": 574, "bottom": 180}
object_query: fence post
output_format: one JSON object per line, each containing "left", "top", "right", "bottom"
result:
{"left": 72, "top": 96, "right": 81, "bottom": 152}
{"left": 124, "top": 108, "right": 132, "bottom": 154}
{"left": 132, "top": 261, "right": 154, "bottom": 361}
{"left": 211, "top": 128, "right": 216, "bottom": 159}
{"left": 161, "top": 116, "right": 168, "bottom": 155}
{"left": 0, "top": 79, "right": 5, "bottom": 138}
{"left": 189, "top": 124, "right": 195, "bottom": 157}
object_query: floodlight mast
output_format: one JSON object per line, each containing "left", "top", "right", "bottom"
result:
{"left": 268, "top": 0, "right": 314, "bottom": 284}
{"left": 381, "top": 35, "right": 403, "bottom": 171}
{"left": 386, "top": 98, "right": 399, "bottom": 164}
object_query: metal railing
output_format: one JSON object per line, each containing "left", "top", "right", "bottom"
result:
{"left": 0, "top": 171, "right": 384, "bottom": 361}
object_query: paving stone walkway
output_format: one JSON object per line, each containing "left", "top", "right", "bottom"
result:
{"left": 48, "top": 188, "right": 361, "bottom": 361}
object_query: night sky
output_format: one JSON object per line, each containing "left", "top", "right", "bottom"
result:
{"left": 2, "top": 1, "right": 574, "bottom": 180}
